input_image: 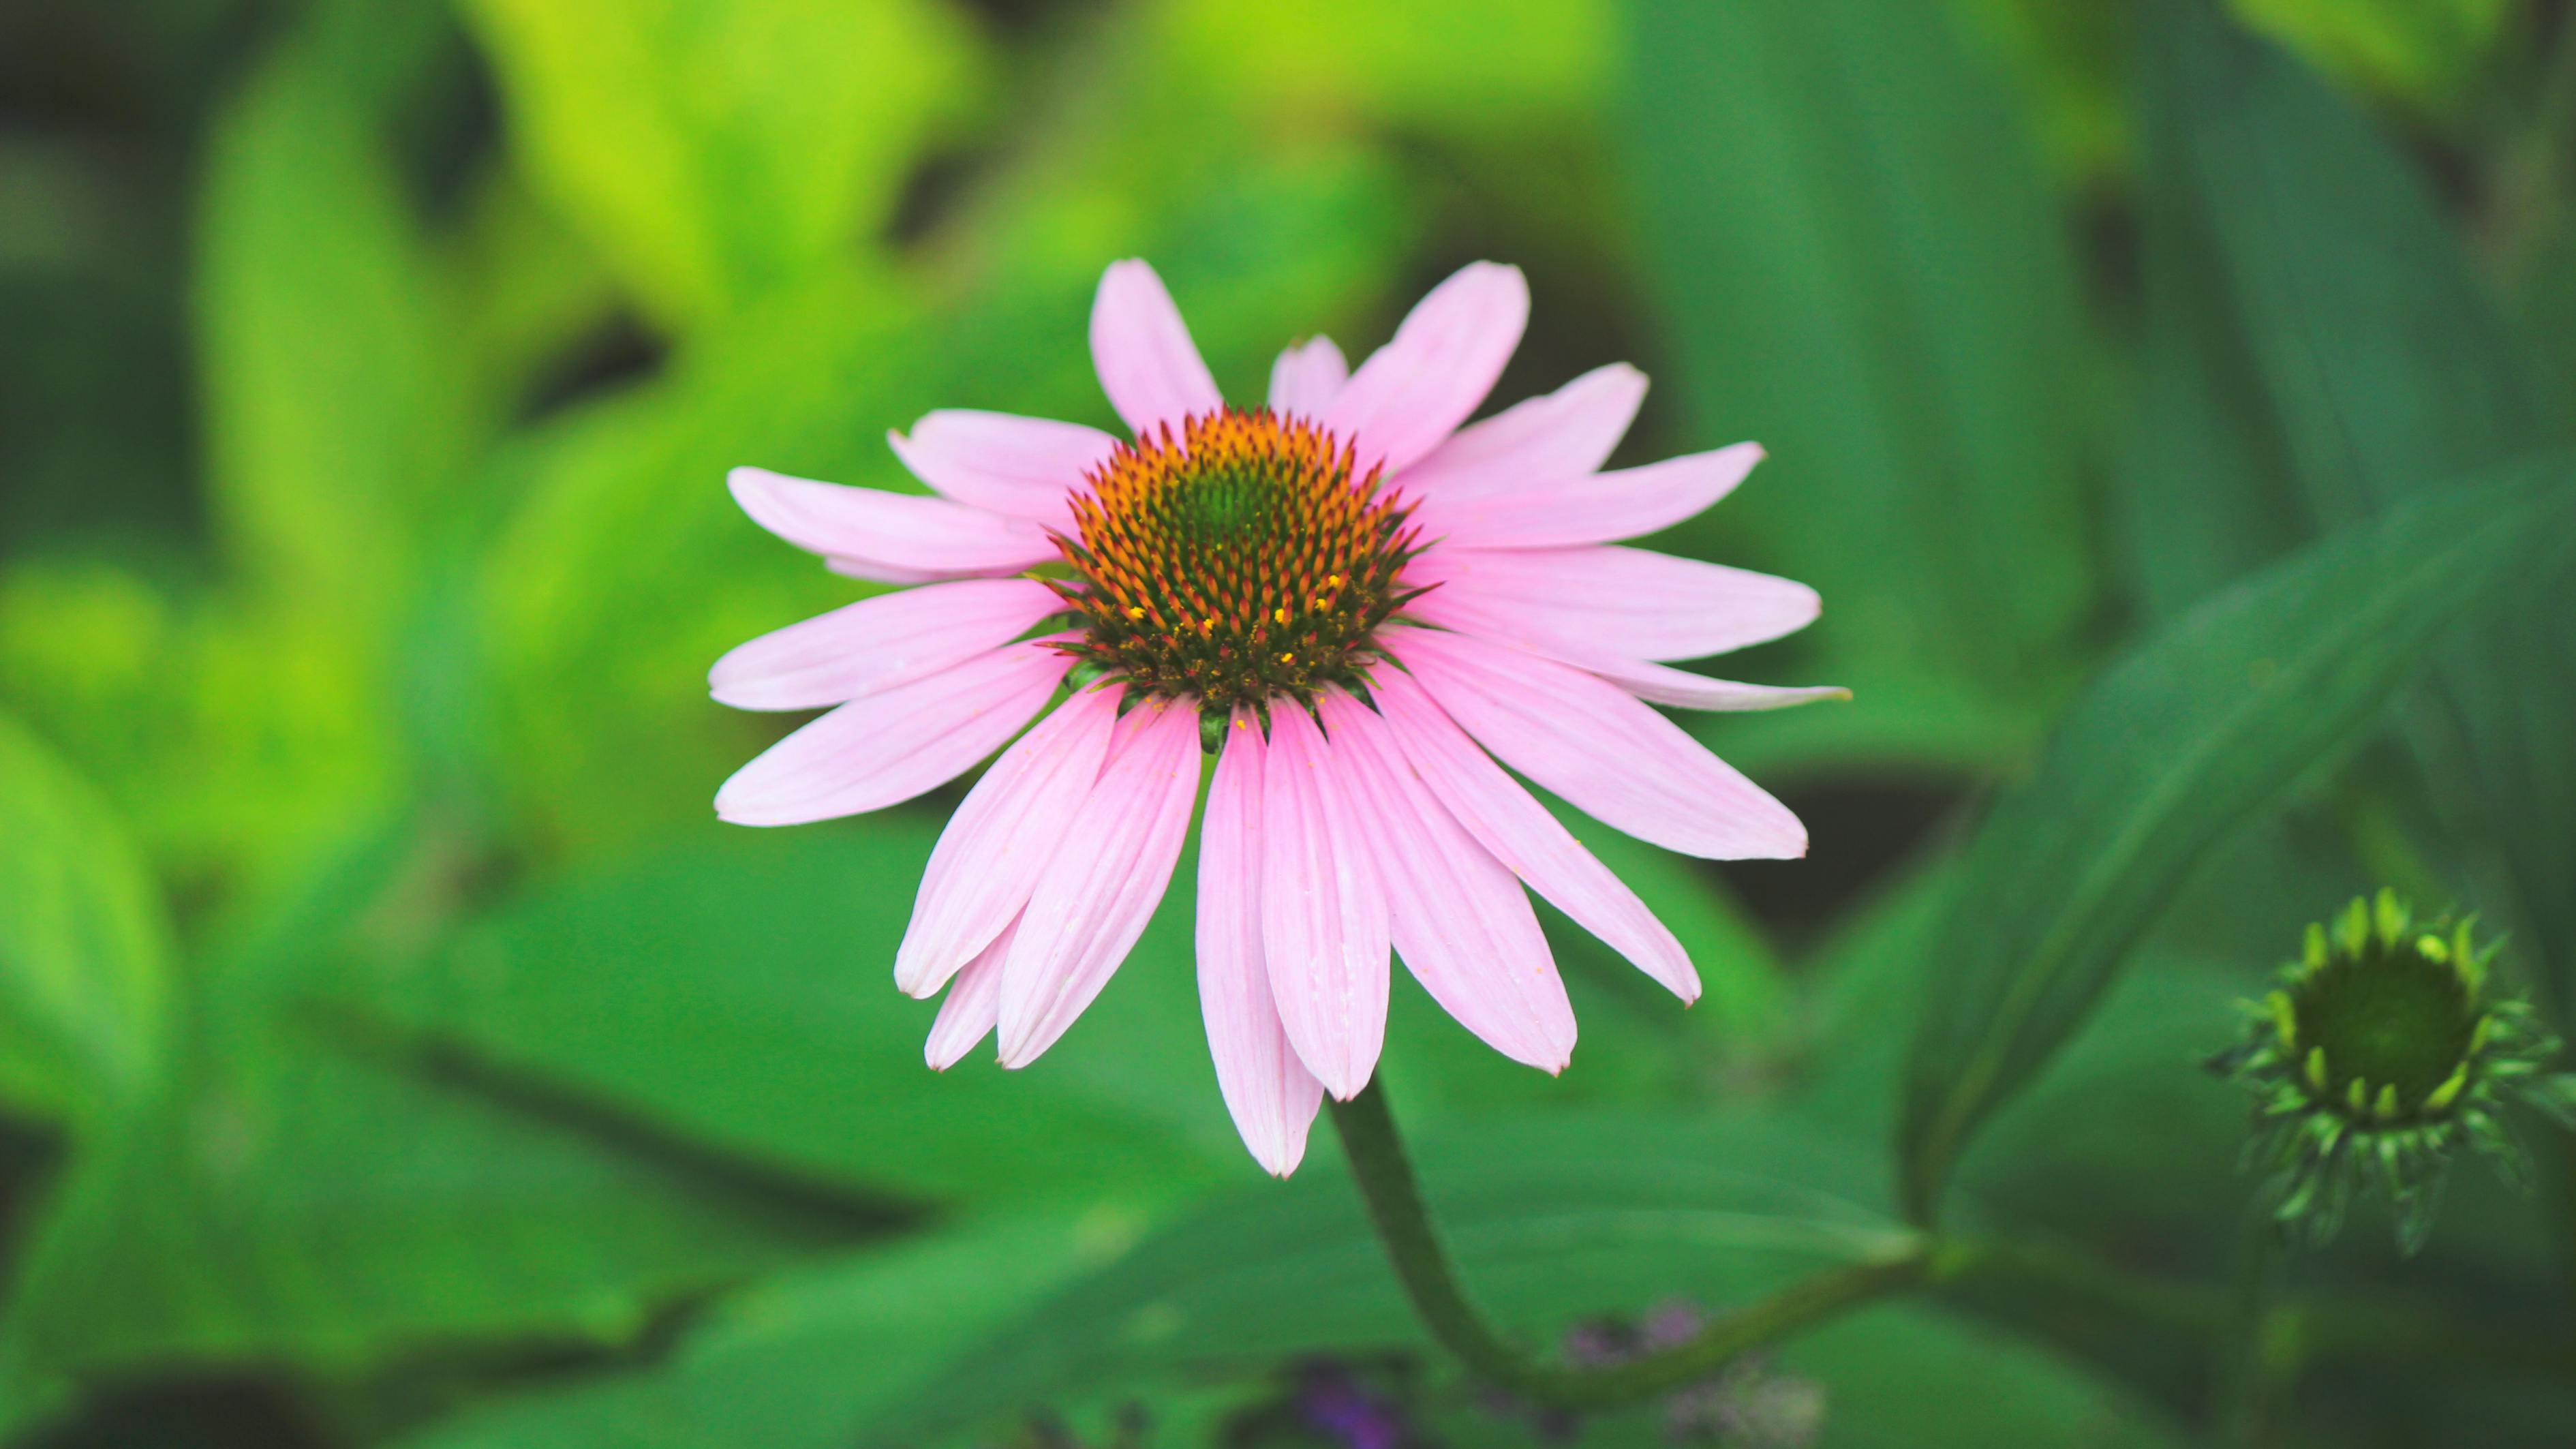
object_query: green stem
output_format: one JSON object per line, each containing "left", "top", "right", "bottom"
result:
{"left": 2214, "top": 1200, "right": 2288, "bottom": 1448}
{"left": 1325, "top": 1079, "right": 1932, "bottom": 1410}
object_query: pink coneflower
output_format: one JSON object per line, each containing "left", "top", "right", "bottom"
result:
{"left": 712, "top": 260, "right": 1837, "bottom": 1175}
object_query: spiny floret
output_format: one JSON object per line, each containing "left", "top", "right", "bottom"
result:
{"left": 2207, "top": 889, "right": 2576, "bottom": 1254}
{"left": 1048, "top": 408, "right": 1424, "bottom": 714}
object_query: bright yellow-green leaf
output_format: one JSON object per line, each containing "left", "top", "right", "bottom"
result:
{"left": 0, "top": 714, "right": 172, "bottom": 1125}
{"left": 461, "top": 0, "right": 985, "bottom": 327}
{"left": 197, "top": 34, "right": 474, "bottom": 624}
{"left": 1160, "top": 0, "right": 1611, "bottom": 131}
{"left": 2234, "top": 0, "right": 2515, "bottom": 108}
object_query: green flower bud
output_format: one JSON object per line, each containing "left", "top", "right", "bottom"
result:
{"left": 2209, "top": 890, "right": 2575, "bottom": 1255}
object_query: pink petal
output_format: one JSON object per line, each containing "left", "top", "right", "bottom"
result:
{"left": 1400, "top": 545, "right": 1819, "bottom": 662}
{"left": 887, "top": 410, "right": 1118, "bottom": 532}
{"left": 1390, "top": 628, "right": 1805, "bottom": 861}
{"left": 1319, "top": 692, "right": 1575, "bottom": 1073}
{"left": 1323, "top": 262, "right": 1529, "bottom": 477}
{"left": 924, "top": 917, "right": 1016, "bottom": 1070}
{"left": 1267, "top": 337, "right": 1349, "bottom": 421}
{"left": 1421, "top": 442, "right": 1762, "bottom": 549}
{"left": 1197, "top": 707, "right": 1326, "bottom": 1176}
{"left": 711, "top": 578, "right": 1063, "bottom": 712}
{"left": 1370, "top": 667, "right": 1698, "bottom": 1002}
{"left": 996, "top": 699, "right": 1201, "bottom": 1067}
{"left": 1398, "top": 363, "right": 1646, "bottom": 500}
{"left": 826, "top": 555, "right": 985, "bottom": 586}
{"left": 730, "top": 466, "right": 1054, "bottom": 576}
{"left": 714, "top": 641, "right": 1071, "bottom": 826}
{"left": 1576, "top": 658, "right": 1849, "bottom": 713}
{"left": 893, "top": 686, "right": 1120, "bottom": 997}
{"left": 1090, "top": 260, "right": 1222, "bottom": 439}
{"left": 1259, "top": 705, "right": 1391, "bottom": 1100}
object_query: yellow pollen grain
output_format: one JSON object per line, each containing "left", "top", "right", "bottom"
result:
{"left": 1279, "top": 652, "right": 1295, "bottom": 664}
{"left": 1124, "top": 605, "right": 1146, "bottom": 620}
{"left": 1326, "top": 574, "right": 1341, "bottom": 588}
{"left": 1272, "top": 607, "right": 1290, "bottom": 625}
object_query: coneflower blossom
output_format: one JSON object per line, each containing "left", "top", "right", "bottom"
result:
{"left": 712, "top": 260, "right": 1838, "bottom": 1175}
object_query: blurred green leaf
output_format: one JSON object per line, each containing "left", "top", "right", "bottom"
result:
{"left": 396, "top": 1212, "right": 1129, "bottom": 1449}
{"left": 0, "top": 827, "right": 889, "bottom": 1422}
{"left": 2147, "top": 0, "right": 2576, "bottom": 1013}
{"left": 459, "top": 0, "right": 983, "bottom": 327}
{"left": 442, "top": 165, "right": 628, "bottom": 425}
{"left": 2233, "top": 0, "right": 2515, "bottom": 110}
{"left": 0, "top": 561, "right": 404, "bottom": 921}
{"left": 1625, "top": 0, "right": 2096, "bottom": 771}
{"left": 345, "top": 824, "right": 1236, "bottom": 1207}
{"left": 2113, "top": 20, "right": 2310, "bottom": 626}
{"left": 0, "top": 1037, "right": 883, "bottom": 1414}
{"left": 0, "top": 714, "right": 173, "bottom": 1125}
{"left": 1160, "top": 0, "right": 1612, "bottom": 134}
{"left": 197, "top": 27, "right": 476, "bottom": 624}
{"left": 857, "top": 1112, "right": 2176, "bottom": 1446}
{"left": 1898, "top": 462, "right": 2576, "bottom": 1223}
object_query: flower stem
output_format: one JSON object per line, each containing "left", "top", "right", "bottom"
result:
{"left": 2215, "top": 1198, "right": 2289, "bottom": 1447}
{"left": 1325, "top": 1078, "right": 1932, "bottom": 1410}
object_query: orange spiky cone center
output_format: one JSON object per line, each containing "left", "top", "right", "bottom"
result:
{"left": 1047, "top": 408, "right": 1423, "bottom": 714}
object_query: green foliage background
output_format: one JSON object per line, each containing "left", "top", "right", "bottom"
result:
{"left": 1, "top": 0, "right": 2572, "bottom": 1443}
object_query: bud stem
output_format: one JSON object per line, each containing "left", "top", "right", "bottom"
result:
{"left": 1325, "top": 1078, "right": 1933, "bottom": 1409}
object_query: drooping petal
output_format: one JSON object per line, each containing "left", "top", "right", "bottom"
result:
{"left": 894, "top": 685, "right": 1120, "bottom": 997}
{"left": 1197, "top": 708, "right": 1325, "bottom": 1176}
{"left": 1421, "top": 443, "right": 1762, "bottom": 549}
{"left": 1090, "top": 260, "right": 1223, "bottom": 439}
{"left": 924, "top": 917, "right": 1017, "bottom": 1070}
{"left": 1319, "top": 692, "right": 1574, "bottom": 1073}
{"left": 1323, "top": 262, "right": 1529, "bottom": 477}
{"left": 1400, "top": 545, "right": 1820, "bottom": 662}
{"left": 1398, "top": 363, "right": 1646, "bottom": 500}
{"left": 714, "top": 641, "right": 1071, "bottom": 827}
{"left": 1267, "top": 336, "right": 1350, "bottom": 421}
{"left": 711, "top": 578, "right": 1063, "bottom": 712}
{"left": 1259, "top": 705, "right": 1392, "bottom": 1100}
{"left": 997, "top": 699, "right": 1201, "bottom": 1067}
{"left": 730, "top": 466, "right": 1055, "bottom": 576}
{"left": 888, "top": 410, "right": 1118, "bottom": 531}
{"left": 1576, "top": 657, "right": 1849, "bottom": 713}
{"left": 1391, "top": 628, "right": 1805, "bottom": 861}
{"left": 1370, "top": 667, "right": 1698, "bottom": 1002}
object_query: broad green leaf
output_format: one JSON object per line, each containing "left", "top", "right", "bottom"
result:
{"left": 2149, "top": 0, "right": 2576, "bottom": 1014}
{"left": 0, "top": 714, "right": 173, "bottom": 1125}
{"left": 0, "top": 1037, "right": 883, "bottom": 1412}
{"left": 0, "top": 560, "right": 403, "bottom": 913}
{"left": 857, "top": 1114, "right": 2178, "bottom": 1447}
{"left": 197, "top": 28, "right": 475, "bottom": 624}
{"left": 2113, "top": 14, "right": 2308, "bottom": 626}
{"left": 0, "top": 825, "right": 890, "bottom": 1422}
{"left": 412, "top": 1108, "right": 2184, "bottom": 1433}
{"left": 460, "top": 0, "right": 983, "bottom": 326}
{"left": 1161, "top": 0, "right": 1611, "bottom": 133}
{"left": 1897, "top": 463, "right": 2576, "bottom": 1223}
{"left": 2233, "top": 0, "right": 2515, "bottom": 108}
{"left": 396, "top": 1213, "right": 1133, "bottom": 1449}
{"left": 1624, "top": 0, "right": 2095, "bottom": 769}
{"left": 345, "top": 824, "right": 1237, "bottom": 1208}
{"left": 345, "top": 811, "right": 1715, "bottom": 1215}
